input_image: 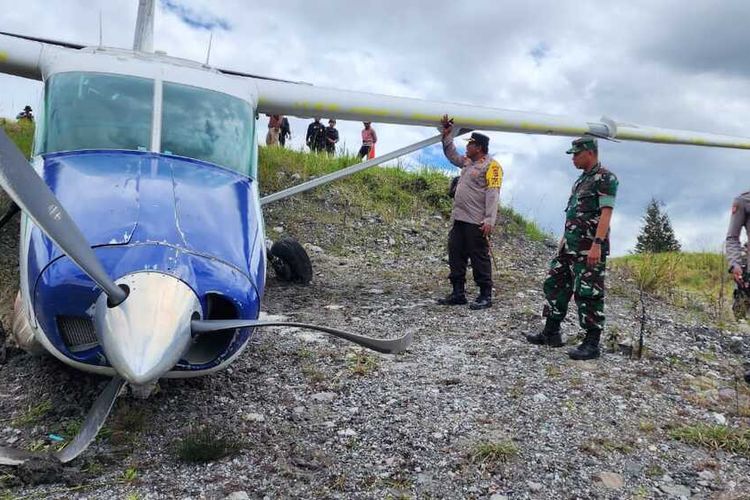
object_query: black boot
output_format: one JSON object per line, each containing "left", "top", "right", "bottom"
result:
{"left": 525, "top": 318, "right": 563, "bottom": 347}
{"left": 469, "top": 286, "right": 492, "bottom": 310}
{"left": 437, "top": 282, "right": 467, "bottom": 306}
{"left": 568, "top": 329, "right": 601, "bottom": 360}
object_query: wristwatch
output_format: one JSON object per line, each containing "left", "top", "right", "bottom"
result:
{"left": 594, "top": 237, "right": 605, "bottom": 245}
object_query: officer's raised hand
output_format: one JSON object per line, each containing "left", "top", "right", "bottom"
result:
{"left": 440, "top": 114, "right": 454, "bottom": 138}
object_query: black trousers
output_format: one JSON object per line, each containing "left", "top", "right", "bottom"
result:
{"left": 448, "top": 220, "right": 492, "bottom": 289}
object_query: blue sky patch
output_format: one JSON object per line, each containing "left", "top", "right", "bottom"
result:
{"left": 160, "top": 0, "right": 231, "bottom": 31}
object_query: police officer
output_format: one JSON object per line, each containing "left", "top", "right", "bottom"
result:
{"left": 437, "top": 115, "right": 503, "bottom": 310}
{"left": 526, "top": 137, "right": 618, "bottom": 360}
{"left": 724, "top": 190, "right": 750, "bottom": 384}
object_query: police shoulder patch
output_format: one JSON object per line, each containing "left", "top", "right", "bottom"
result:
{"left": 486, "top": 160, "right": 503, "bottom": 189}
{"left": 732, "top": 203, "right": 739, "bottom": 214}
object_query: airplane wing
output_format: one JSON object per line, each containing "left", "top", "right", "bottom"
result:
{"left": 2, "top": 30, "right": 750, "bottom": 150}
{"left": 254, "top": 78, "right": 750, "bottom": 150}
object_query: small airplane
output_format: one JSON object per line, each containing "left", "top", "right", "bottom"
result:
{"left": 1, "top": 0, "right": 749, "bottom": 467}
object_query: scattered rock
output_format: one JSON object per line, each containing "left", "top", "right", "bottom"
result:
{"left": 224, "top": 491, "right": 250, "bottom": 500}
{"left": 660, "top": 483, "right": 691, "bottom": 497}
{"left": 597, "top": 471, "right": 624, "bottom": 489}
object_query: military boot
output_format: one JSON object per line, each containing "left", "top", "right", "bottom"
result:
{"left": 469, "top": 286, "right": 492, "bottom": 310}
{"left": 568, "top": 328, "right": 601, "bottom": 360}
{"left": 525, "top": 318, "right": 563, "bottom": 347}
{"left": 437, "top": 282, "right": 468, "bottom": 306}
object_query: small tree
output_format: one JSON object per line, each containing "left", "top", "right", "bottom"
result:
{"left": 634, "top": 198, "right": 681, "bottom": 254}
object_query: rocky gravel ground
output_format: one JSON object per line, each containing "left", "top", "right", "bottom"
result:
{"left": 1, "top": 194, "right": 749, "bottom": 499}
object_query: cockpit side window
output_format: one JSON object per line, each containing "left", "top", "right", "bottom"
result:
{"left": 41, "top": 72, "right": 153, "bottom": 154}
{"left": 161, "top": 82, "right": 255, "bottom": 176}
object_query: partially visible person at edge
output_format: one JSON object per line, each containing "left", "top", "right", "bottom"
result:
{"left": 325, "top": 119, "right": 339, "bottom": 155}
{"left": 16, "top": 105, "right": 33, "bottom": 122}
{"left": 266, "top": 114, "right": 282, "bottom": 146}
{"left": 279, "top": 116, "right": 291, "bottom": 147}
{"left": 357, "top": 121, "right": 377, "bottom": 159}
{"left": 526, "top": 136, "right": 618, "bottom": 361}
{"left": 306, "top": 117, "right": 326, "bottom": 152}
{"left": 724, "top": 190, "right": 750, "bottom": 384}
{"left": 436, "top": 114, "right": 502, "bottom": 310}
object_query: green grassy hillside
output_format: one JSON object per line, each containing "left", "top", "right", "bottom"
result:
{"left": 0, "top": 118, "right": 34, "bottom": 158}
{"left": 610, "top": 251, "right": 735, "bottom": 323}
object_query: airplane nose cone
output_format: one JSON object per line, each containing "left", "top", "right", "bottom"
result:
{"left": 94, "top": 272, "right": 201, "bottom": 385}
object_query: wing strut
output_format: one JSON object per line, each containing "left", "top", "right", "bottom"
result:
{"left": 260, "top": 133, "right": 446, "bottom": 205}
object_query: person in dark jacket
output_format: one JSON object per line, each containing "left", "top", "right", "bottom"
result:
{"left": 325, "top": 119, "right": 339, "bottom": 155}
{"left": 306, "top": 117, "right": 326, "bottom": 152}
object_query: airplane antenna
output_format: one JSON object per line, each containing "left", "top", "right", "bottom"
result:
{"left": 133, "top": 0, "right": 155, "bottom": 52}
{"left": 98, "top": 10, "right": 103, "bottom": 47}
{"left": 204, "top": 32, "right": 213, "bottom": 66}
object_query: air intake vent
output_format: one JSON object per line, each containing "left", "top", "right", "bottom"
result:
{"left": 57, "top": 316, "right": 98, "bottom": 352}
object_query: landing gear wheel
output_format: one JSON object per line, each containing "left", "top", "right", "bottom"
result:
{"left": 270, "top": 238, "right": 313, "bottom": 284}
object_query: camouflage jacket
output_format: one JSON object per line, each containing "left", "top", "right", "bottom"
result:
{"left": 725, "top": 191, "right": 750, "bottom": 270}
{"left": 561, "top": 163, "right": 618, "bottom": 256}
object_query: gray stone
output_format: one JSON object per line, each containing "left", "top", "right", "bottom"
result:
{"left": 224, "top": 493, "right": 250, "bottom": 500}
{"left": 660, "top": 483, "right": 691, "bottom": 497}
{"left": 527, "top": 481, "right": 543, "bottom": 492}
{"left": 698, "top": 470, "right": 715, "bottom": 481}
{"left": 311, "top": 392, "right": 337, "bottom": 403}
{"left": 597, "top": 471, "right": 624, "bottom": 489}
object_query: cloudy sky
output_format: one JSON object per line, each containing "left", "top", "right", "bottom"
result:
{"left": 1, "top": 0, "right": 749, "bottom": 256}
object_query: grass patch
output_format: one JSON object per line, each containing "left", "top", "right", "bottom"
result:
{"left": 12, "top": 399, "right": 53, "bottom": 427}
{"left": 670, "top": 424, "right": 750, "bottom": 455}
{"left": 468, "top": 440, "right": 518, "bottom": 465}
{"left": 0, "top": 118, "right": 34, "bottom": 159}
{"left": 174, "top": 426, "right": 244, "bottom": 463}
{"left": 611, "top": 251, "right": 735, "bottom": 323}
{"left": 347, "top": 352, "right": 378, "bottom": 376}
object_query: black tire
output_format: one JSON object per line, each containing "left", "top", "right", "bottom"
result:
{"left": 270, "top": 238, "right": 313, "bottom": 284}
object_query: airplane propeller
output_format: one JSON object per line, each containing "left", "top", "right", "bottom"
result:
{"left": 192, "top": 319, "right": 413, "bottom": 354}
{"left": 0, "top": 130, "right": 128, "bottom": 305}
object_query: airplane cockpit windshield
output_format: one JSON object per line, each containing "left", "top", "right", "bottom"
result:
{"left": 43, "top": 72, "right": 153, "bottom": 153}
{"left": 40, "top": 72, "right": 256, "bottom": 176}
{"left": 161, "top": 82, "right": 254, "bottom": 176}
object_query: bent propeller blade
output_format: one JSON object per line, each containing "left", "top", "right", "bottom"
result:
{"left": 192, "top": 320, "right": 413, "bottom": 354}
{"left": 0, "top": 130, "right": 126, "bottom": 304}
{"left": 0, "top": 377, "right": 124, "bottom": 466}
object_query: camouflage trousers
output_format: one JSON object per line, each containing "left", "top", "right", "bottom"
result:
{"left": 542, "top": 253, "right": 606, "bottom": 331}
{"left": 732, "top": 270, "right": 750, "bottom": 321}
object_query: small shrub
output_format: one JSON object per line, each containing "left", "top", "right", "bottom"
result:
{"left": 469, "top": 440, "right": 518, "bottom": 465}
{"left": 348, "top": 352, "right": 378, "bottom": 376}
{"left": 174, "top": 426, "right": 244, "bottom": 463}
{"left": 670, "top": 424, "right": 750, "bottom": 455}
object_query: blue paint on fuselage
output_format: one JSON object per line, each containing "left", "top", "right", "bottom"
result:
{"left": 27, "top": 150, "right": 266, "bottom": 371}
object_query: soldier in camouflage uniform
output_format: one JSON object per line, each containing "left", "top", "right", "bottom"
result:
{"left": 526, "top": 137, "right": 618, "bottom": 360}
{"left": 724, "top": 190, "right": 750, "bottom": 384}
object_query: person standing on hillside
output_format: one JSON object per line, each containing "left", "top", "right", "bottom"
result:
{"left": 325, "top": 119, "right": 339, "bottom": 155}
{"left": 266, "top": 114, "right": 282, "bottom": 146}
{"left": 526, "top": 136, "right": 618, "bottom": 360}
{"left": 16, "top": 105, "right": 33, "bottom": 122}
{"left": 436, "top": 114, "right": 503, "bottom": 310}
{"left": 357, "top": 122, "right": 377, "bottom": 160}
{"left": 725, "top": 190, "right": 750, "bottom": 384}
{"left": 306, "top": 117, "right": 326, "bottom": 152}
{"left": 279, "top": 116, "right": 291, "bottom": 147}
